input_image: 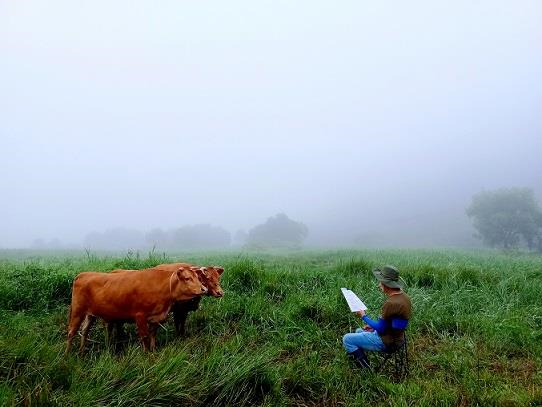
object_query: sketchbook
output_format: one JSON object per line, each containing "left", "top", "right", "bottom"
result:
{"left": 340, "top": 288, "right": 368, "bottom": 312}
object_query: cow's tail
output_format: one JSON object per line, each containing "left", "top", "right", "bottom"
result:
{"left": 67, "top": 275, "right": 78, "bottom": 326}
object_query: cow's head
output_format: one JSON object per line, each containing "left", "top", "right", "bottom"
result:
{"left": 175, "top": 266, "right": 207, "bottom": 299}
{"left": 193, "top": 266, "right": 224, "bottom": 297}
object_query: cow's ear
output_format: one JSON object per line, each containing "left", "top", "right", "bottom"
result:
{"left": 194, "top": 267, "right": 207, "bottom": 279}
{"left": 189, "top": 266, "right": 205, "bottom": 277}
{"left": 216, "top": 267, "right": 224, "bottom": 275}
{"left": 176, "top": 266, "right": 189, "bottom": 280}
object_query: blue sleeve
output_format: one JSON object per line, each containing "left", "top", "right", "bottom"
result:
{"left": 362, "top": 315, "right": 387, "bottom": 334}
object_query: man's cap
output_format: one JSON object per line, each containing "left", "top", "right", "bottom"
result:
{"left": 372, "top": 265, "right": 403, "bottom": 289}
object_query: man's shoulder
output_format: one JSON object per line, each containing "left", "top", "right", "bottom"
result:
{"left": 395, "top": 291, "right": 412, "bottom": 306}
{"left": 385, "top": 291, "right": 410, "bottom": 302}
{"left": 382, "top": 292, "right": 412, "bottom": 318}
{"left": 399, "top": 291, "right": 411, "bottom": 302}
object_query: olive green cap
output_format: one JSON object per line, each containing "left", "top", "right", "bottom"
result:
{"left": 372, "top": 265, "right": 403, "bottom": 289}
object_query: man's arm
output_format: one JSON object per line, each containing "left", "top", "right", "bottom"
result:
{"left": 355, "top": 310, "right": 387, "bottom": 334}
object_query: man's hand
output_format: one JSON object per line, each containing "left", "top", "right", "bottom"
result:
{"left": 355, "top": 310, "right": 366, "bottom": 318}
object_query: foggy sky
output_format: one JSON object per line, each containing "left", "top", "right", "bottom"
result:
{"left": 1, "top": 1, "right": 541, "bottom": 248}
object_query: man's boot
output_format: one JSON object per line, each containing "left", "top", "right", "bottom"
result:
{"left": 347, "top": 348, "right": 371, "bottom": 369}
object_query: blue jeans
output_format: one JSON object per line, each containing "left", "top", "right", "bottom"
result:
{"left": 343, "top": 328, "right": 386, "bottom": 353}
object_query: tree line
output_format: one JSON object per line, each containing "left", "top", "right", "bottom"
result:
{"left": 29, "top": 188, "right": 541, "bottom": 252}
{"left": 80, "top": 213, "right": 308, "bottom": 251}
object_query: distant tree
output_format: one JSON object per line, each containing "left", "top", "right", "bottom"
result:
{"left": 145, "top": 228, "right": 169, "bottom": 248}
{"left": 31, "top": 238, "right": 46, "bottom": 249}
{"left": 84, "top": 228, "right": 145, "bottom": 250}
{"left": 246, "top": 213, "right": 308, "bottom": 248}
{"left": 49, "top": 238, "right": 62, "bottom": 249}
{"left": 84, "top": 225, "right": 231, "bottom": 251}
{"left": 32, "top": 238, "right": 63, "bottom": 249}
{"left": 169, "top": 224, "right": 231, "bottom": 249}
{"left": 233, "top": 229, "right": 248, "bottom": 246}
{"left": 83, "top": 232, "right": 101, "bottom": 248}
{"left": 533, "top": 212, "right": 542, "bottom": 252}
{"left": 466, "top": 188, "right": 542, "bottom": 250}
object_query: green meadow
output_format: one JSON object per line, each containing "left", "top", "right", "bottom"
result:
{"left": 0, "top": 249, "right": 541, "bottom": 406}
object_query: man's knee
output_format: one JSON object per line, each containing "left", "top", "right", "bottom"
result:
{"left": 342, "top": 334, "right": 349, "bottom": 346}
{"left": 342, "top": 333, "right": 357, "bottom": 352}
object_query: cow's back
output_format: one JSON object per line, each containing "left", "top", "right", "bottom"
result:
{"left": 72, "top": 269, "right": 174, "bottom": 321}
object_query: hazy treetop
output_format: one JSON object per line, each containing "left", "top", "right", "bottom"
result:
{"left": 1, "top": 1, "right": 541, "bottom": 248}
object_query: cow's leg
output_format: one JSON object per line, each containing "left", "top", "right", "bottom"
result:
{"left": 104, "top": 321, "right": 115, "bottom": 348}
{"left": 104, "top": 321, "right": 123, "bottom": 348}
{"left": 149, "top": 322, "right": 159, "bottom": 352}
{"left": 116, "top": 322, "right": 127, "bottom": 342}
{"left": 135, "top": 314, "right": 150, "bottom": 352}
{"left": 66, "top": 309, "right": 85, "bottom": 354}
{"left": 173, "top": 306, "right": 189, "bottom": 337}
{"left": 175, "top": 298, "right": 202, "bottom": 337}
{"left": 79, "top": 315, "right": 96, "bottom": 353}
{"left": 115, "top": 322, "right": 129, "bottom": 352}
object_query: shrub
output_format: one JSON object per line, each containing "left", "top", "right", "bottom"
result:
{"left": 334, "top": 258, "right": 373, "bottom": 276}
{"left": 223, "top": 258, "right": 266, "bottom": 294}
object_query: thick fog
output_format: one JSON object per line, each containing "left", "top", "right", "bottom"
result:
{"left": 1, "top": 1, "right": 541, "bottom": 249}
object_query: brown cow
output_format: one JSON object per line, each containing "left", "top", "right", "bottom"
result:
{"left": 106, "top": 263, "right": 224, "bottom": 345}
{"left": 153, "top": 263, "right": 225, "bottom": 336}
{"left": 66, "top": 265, "right": 207, "bottom": 353}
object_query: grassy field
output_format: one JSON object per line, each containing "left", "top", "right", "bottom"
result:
{"left": 0, "top": 249, "right": 541, "bottom": 406}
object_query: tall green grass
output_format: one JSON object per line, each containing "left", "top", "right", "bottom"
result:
{"left": 0, "top": 249, "right": 541, "bottom": 406}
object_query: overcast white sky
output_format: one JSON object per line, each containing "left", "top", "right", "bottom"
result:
{"left": 1, "top": 1, "right": 541, "bottom": 248}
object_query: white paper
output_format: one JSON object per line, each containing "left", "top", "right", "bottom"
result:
{"left": 341, "top": 287, "right": 367, "bottom": 312}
